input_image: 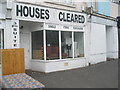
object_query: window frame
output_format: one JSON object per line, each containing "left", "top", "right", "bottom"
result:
{"left": 31, "top": 29, "right": 85, "bottom": 61}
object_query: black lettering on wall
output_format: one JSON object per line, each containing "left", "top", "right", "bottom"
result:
{"left": 78, "top": 15, "right": 82, "bottom": 23}
{"left": 13, "top": 28, "right": 17, "bottom": 31}
{"left": 14, "top": 36, "right": 17, "bottom": 38}
{"left": 40, "top": 9, "right": 45, "bottom": 19}
{"left": 16, "top": 4, "right": 86, "bottom": 24}
{"left": 16, "top": 5, "right": 23, "bottom": 16}
{"left": 48, "top": 25, "right": 56, "bottom": 28}
{"left": 81, "top": 16, "right": 85, "bottom": 23}
{"left": 59, "top": 12, "right": 63, "bottom": 21}
{"left": 45, "top": 9, "right": 49, "bottom": 19}
{"left": 35, "top": 8, "right": 40, "bottom": 18}
{"left": 14, "top": 40, "right": 17, "bottom": 42}
{"left": 58, "top": 11, "right": 85, "bottom": 24}
{"left": 63, "top": 26, "right": 69, "bottom": 29}
{"left": 67, "top": 13, "right": 70, "bottom": 22}
{"left": 71, "top": 14, "right": 74, "bottom": 22}
{"left": 63, "top": 13, "right": 67, "bottom": 22}
{"left": 75, "top": 14, "right": 78, "bottom": 23}
{"left": 14, "top": 44, "right": 17, "bottom": 47}
{"left": 23, "top": 6, "right": 29, "bottom": 17}
{"left": 29, "top": 7, "right": 35, "bottom": 18}
{"left": 13, "top": 32, "right": 17, "bottom": 35}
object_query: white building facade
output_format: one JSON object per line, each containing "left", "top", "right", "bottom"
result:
{"left": 0, "top": 0, "right": 118, "bottom": 73}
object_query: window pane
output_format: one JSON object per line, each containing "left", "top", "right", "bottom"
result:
{"left": 74, "top": 32, "right": 84, "bottom": 58}
{"left": 46, "top": 30, "right": 59, "bottom": 60}
{"left": 32, "top": 31, "right": 44, "bottom": 60}
{"left": 61, "top": 31, "right": 72, "bottom": 59}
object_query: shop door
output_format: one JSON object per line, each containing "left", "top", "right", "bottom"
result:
{"left": 0, "top": 29, "right": 4, "bottom": 49}
{"left": 20, "top": 33, "right": 30, "bottom": 69}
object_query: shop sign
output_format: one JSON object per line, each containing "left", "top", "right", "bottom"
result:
{"left": 11, "top": 20, "right": 19, "bottom": 48}
{"left": 72, "top": 26, "right": 83, "bottom": 30}
{"left": 13, "top": 3, "right": 86, "bottom": 26}
{"left": 44, "top": 23, "right": 84, "bottom": 31}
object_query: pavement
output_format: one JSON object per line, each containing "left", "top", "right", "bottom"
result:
{"left": 26, "top": 59, "right": 118, "bottom": 88}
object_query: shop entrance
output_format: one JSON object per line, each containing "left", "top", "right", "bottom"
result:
{"left": 20, "top": 21, "right": 31, "bottom": 69}
{"left": 106, "top": 26, "right": 113, "bottom": 60}
{"left": 106, "top": 26, "right": 118, "bottom": 59}
{"left": 20, "top": 21, "right": 43, "bottom": 69}
{"left": 0, "top": 29, "right": 4, "bottom": 49}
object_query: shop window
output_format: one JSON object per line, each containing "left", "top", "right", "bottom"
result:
{"left": 31, "top": 30, "right": 85, "bottom": 60}
{"left": 74, "top": 32, "right": 84, "bottom": 58}
{"left": 32, "top": 30, "right": 44, "bottom": 60}
{"left": 46, "top": 30, "right": 59, "bottom": 60}
{"left": 61, "top": 31, "right": 73, "bottom": 59}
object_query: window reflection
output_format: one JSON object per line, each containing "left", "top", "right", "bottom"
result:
{"left": 74, "top": 32, "right": 84, "bottom": 58}
{"left": 46, "top": 30, "right": 59, "bottom": 60}
{"left": 32, "top": 30, "right": 44, "bottom": 60}
{"left": 61, "top": 31, "right": 72, "bottom": 59}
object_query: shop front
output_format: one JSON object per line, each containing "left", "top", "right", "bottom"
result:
{"left": 11, "top": 2, "right": 87, "bottom": 72}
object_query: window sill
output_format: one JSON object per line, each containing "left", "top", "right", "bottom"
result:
{"left": 30, "top": 57, "right": 85, "bottom": 63}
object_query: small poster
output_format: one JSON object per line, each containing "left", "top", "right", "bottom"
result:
{"left": 11, "top": 20, "right": 19, "bottom": 48}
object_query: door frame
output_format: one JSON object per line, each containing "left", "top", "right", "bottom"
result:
{"left": 0, "top": 29, "right": 4, "bottom": 49}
